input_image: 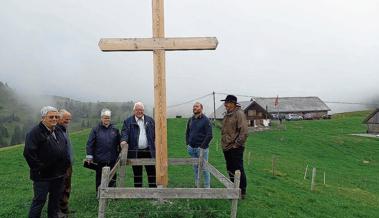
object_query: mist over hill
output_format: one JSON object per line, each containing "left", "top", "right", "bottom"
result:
{"left": 0, "top": 81, "right": 137, "bottom": 147}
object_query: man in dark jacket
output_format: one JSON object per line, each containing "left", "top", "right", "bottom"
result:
{"left": 24, "top": 106, "right": 70, "bottom": 218}
{"left": 85, "top": 108, "right": 121, "bottom": 191}
{"left": 57, "top": 109, "right": 74, "bottom": 215}
{"left": 185, "top": 102, "right": 213, "bottom": 188}
{"left": 120, "top": 102, "right": 156, "bottom": 187}
{"left": 221, "top": 95, "right": 248, "bottom": 199}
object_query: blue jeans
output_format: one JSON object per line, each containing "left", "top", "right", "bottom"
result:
{"left": 187, "top": 146, "right": 210, "bottom": 188}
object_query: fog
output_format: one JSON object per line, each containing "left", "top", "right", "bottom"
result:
{"left": 1, "top": 0, "right": 378, "bottom": 114}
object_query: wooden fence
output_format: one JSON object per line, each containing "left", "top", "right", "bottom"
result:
{"left": 98, "top": 146, "right": 241, "bottom": 218}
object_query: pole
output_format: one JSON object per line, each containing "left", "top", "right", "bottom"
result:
{"left": 213, "top": 91, "right": 216, "bottom": 122}
{"left": 311, "top": 168, "right": 316, "bottom": 191}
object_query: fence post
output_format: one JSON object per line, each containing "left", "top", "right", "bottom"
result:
{"left": 323, "top": 171, "right": 326, "bottom": 185}
{"left": 304, "top": 164, "right": 308, "bottom": 180}
{"left": 98, "top": 167, "right": 110, "bottom": 218}
{"left": 231, "top": 170, "right": 241, "bottom": 218}
{"left": 197, "top": 148, "right": 205, "bottom": 188}
{"left": 248, "top": 152, "right": 251, "bottom": 166}
{"left": 118, "top": 144, "right": 128, "bottom": 187}
{"left": 272, "top": 155, "right": 276, "bottom": 176}
{"left": 311, "top": 168, "right": 316, "bottom": 191}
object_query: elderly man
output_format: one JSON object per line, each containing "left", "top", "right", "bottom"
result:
{"left": 185, "top": 102, "right": 213, "bottom": 188}
{"left": 24, "top": 106, "right": 70, "bottom": 218}
{"left": 120, "top": 102, "right": 156, "bottom": 187}
{"left": 57, "top": 109, "right": 74, "bottom": 215}
{"left": 221, "top": 95, "right": 248, "bottom": 199}
{"left": 86, "top": 108, "right": 121, "bottom": 192}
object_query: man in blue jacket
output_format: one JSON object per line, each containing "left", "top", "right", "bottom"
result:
{"left": 120, "top": 102, "right": 156, "bottom": 187}
{"left": 85, "top": 108, "right": 121, "bottom": 192}
{"left": 24, "top": 106, "right": 70, "bottom": 218}
{"left": 186, "top": 102, "right": 213, "bottom": 188}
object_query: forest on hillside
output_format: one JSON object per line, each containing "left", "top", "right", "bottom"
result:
{"left": 0, "top": 81, "right": 135, "bottom": 148}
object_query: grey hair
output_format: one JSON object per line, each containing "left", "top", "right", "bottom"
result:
{"left": 194, "top": 102, "right": 203, "bottom": 109}
{"left": 100, "top": 108, "right": 111, "bottom": 117}
{"left": 59, "top": 109, "right": 71, "bottom": 117}
{"left": 40, "top": 106, "right": 58, "bottom": 117}
{"left": 133, "top": 102, "right": 144, "bottom": 110}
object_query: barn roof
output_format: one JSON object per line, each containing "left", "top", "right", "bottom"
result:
{"left": 210, "top": 96, "right": 330, "bottom": 119}
{"left": 362, "top": 108, "right": 379, "bottom": 124}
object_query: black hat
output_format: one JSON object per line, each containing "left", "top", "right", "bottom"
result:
{"left": 221, "top": 95, "right": 238, "bottom": 104}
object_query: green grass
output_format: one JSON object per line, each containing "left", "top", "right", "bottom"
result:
{"left": 1, "top": 111, "right": 378, "bottom": 217}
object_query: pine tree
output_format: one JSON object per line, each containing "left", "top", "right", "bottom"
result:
{"left": 10, "top": 126, "right": 23, "bottom": 145}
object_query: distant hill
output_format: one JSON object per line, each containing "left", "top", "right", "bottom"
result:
{"left": 0, "top": 81, "right": 135, "bottom": 147}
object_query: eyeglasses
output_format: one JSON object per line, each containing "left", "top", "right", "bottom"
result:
{"left": 47, "top": 115, "right": 60, "bottom": 119}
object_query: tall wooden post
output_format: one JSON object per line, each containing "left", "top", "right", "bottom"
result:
{"left": 231, "top": 170, "right": 241, "bottom": 218}
{"left": 152, "top": 0, "right": 168, "bottom": 187}
{"left": 98, "top": 167, "right": 110, "bottom": 218}
{"left": 98, "top": 0, "right": 218, "bottom": 188}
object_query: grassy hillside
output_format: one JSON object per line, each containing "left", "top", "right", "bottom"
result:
{"left": 0, "top": 111, "right": 378, "bottom": 217}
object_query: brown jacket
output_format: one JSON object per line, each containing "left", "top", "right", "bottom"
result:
{"left": 221, "top": 108, "right": 248, "bottom": 151}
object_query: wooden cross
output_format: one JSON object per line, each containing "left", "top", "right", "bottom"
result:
{"left": 98, "top": 0, "right": 218, "bottom": 187}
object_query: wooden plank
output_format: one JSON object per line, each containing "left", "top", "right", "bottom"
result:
{"left": 197, "top": 149, "right": 205, "bottom": 188}
{"left": 152, "top": 0, "right": 168, "bottom": 187}
{"left": 118, "top": 144, "right": 128, "bottom": 187}
{"left": 169, "top": 158, "right": 197, "bottom": 165}
{"left": 99, "top": 37, "right": 218, "bottom": 51}
{"left": 100, "top": 187, "right": 239, "bottom": 199}
{"left": 98, "top": 167, "right": 110, "bottom": 218}
{"left": 126, "top": 158, "right": 197, "bottom": 166}
{"left": 204, "top": 162, "right": 234, "bottom": 188}
{"left": 231, "top": 170, "right": 241, "bottom": 218}
{"left": 109, "top": 159, "right": 120, "bottom": 180}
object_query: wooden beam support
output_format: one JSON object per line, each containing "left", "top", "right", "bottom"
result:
{"left": 152, "top": 0, "right": 168, "bottom": 187}
{"left": 204, "top": 162, "right": 234, "bottom": 188}
{"left": 100, "top": 187, "right": 240, "bottom": 199}
{"left": 99, "top": 37, "right": 218, "bottom": 51}
{"left": 126, "top": 158, "right": 197, "bottom": 166}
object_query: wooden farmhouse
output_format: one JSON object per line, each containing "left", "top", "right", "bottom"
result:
{"left": 362, "top": 108, "right": 379, "bottom": 134}
{"left": 211, "top": 96, "right": 330, "bottom": 126}
{"left": 211, "top": 100, "right": 272, "bottom": 128}
{"left": 254, "top": 96, "right": 330, "bottom": 118}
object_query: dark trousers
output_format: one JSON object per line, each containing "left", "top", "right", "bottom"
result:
{"left": 223, "top": 146, "right": 247, "bottom": 194}
{"left": 95, "top": 161, "right": 117, "bottom": 191}
{"left": 59, "top": 165, "right": 72, "bottom": 213}
{"left": 131, "top": 149, "right": 156, "bottom": 187}
{"left": 28, "top": 177, "right": 64, "bottom": 218}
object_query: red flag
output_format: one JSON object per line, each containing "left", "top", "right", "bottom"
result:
{"left": 274, "top": 95, "right": 279, "bottom": 107}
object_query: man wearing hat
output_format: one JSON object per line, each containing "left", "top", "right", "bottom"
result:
{"left": 220, "top": 95, "right": 248, "bottom": 198}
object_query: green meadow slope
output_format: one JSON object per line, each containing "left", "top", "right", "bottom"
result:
{"left": 0, "top": 111, "right": 378, "bottom": 217}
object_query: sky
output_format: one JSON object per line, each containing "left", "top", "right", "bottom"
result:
{"left": 1, "top": 0, "right": 378, "bottom": 113}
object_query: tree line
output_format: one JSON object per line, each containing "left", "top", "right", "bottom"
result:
{"left": 0, "top": 81, "right": 134, "bottom": 148}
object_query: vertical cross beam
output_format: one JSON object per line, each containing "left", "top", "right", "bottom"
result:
{"left": 152, "top": 0, "right": 168, "bottom": 186}
{"left": 98, "top": 0, "right": 218, "bottom": 188}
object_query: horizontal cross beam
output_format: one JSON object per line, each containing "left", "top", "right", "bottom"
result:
{"left": 99, "top": 187, "right": 240, "bottom": 199}
{"left": 99, "top": 37, "right": 218, "bottom": 51}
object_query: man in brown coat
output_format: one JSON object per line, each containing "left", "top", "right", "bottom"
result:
{"left": 221, "top": 95, "right": 248, "bottom": 198}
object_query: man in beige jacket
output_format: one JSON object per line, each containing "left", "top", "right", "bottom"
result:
{"left": 221, "top": 95, "right": 248, "bottom": 198}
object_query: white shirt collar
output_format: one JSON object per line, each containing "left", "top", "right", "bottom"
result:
{"left": 135, "top": 115, "right": 145, "bottom": 122}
